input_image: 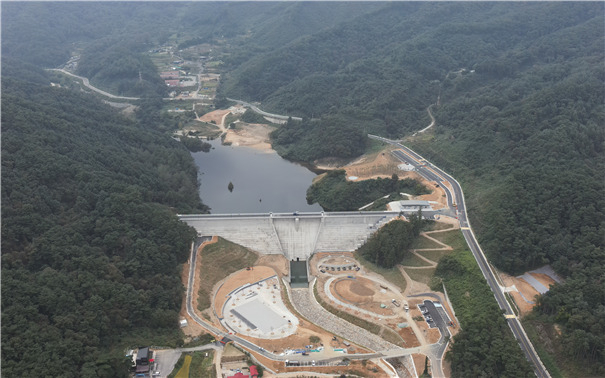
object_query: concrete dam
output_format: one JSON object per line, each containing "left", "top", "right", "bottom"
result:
{"left": 178, "top": 211, "right": 403, "bottom": 260}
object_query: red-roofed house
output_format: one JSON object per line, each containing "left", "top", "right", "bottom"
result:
{"left": 226, "top": 373, "right": 248, "bottom": 378}
{"left": 249, "top": 365, "right": 259, "bottom": 378}
{"left": 165, "top": 79, "right": 180, "bottom": 87}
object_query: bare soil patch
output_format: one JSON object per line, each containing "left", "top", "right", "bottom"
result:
{"left": 256, "top": 254, "right": 289, "bottom": 277}
{"left": 331, "top": 277, "right": 396, "bottom": 316}
{"left": 499, "top": 271, "right": 543, "bottom": 316}
{"left": 349, "top": 280, "right": 375, "bottom": 297}
{"left": 397, "top": 326, "right": 421, "bottom": 348}
{"left": 199, "top": 109, "right": 230, "bottom": 128}
{"left": 223, "top": 122, "right": 276, "bottom": 152}
{"left": 413, "top": 354, "right": 429, "bottom": 377}
{"left": 214, "top": 266, "right": 276, "bottom": 318}
{"left": 317, "top": 146, "right": 449, "bottom": 210}
{"left": 197, "top": 237, "right": 259, "bottom": 313}
{"left": 339, "top": 150, "right": 403, "bottom": 180}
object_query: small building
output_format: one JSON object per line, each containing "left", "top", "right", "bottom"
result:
{"left": 165, "top": 79, "right": 180, "bottom": 87}
{"left": 388, "top": 200, "right": 432, "bottom": 212}
{"left": 226, "top": 373, "right": 248, "bottom": 378}
{"left": 135, "top": 347, "right": 151, "bottom": 375}
{"left": 249, "top": 366, "right": 258, "bottom": 378}
{"left": 136, "top": 347, "right": 150, "bottom": 365}
{"left": 179, "top": 319, "right": 188, "bottom": 328}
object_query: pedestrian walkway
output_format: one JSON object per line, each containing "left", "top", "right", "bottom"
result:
{"left": 290, "top": 285, "right": 401, "bottom": 352}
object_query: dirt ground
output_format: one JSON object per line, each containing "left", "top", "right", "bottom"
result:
{"left": 407, "top": 173, "right": 449, "bottom": 210}
{"left": 209, "top": 257, "right": 374, "bottom": 359}
{"left": 332, "top": 277, "right": 397, "bottom": 316}
{"left": 396, "top": 327, "right": 421, "bottom": 348}
{"left": 499, "top": 271, "right": 558, "bottom": 316}
{"left": 223, "top": 122, "right": 275, "bottom": 152}
{"left": 315, "top": 147, "right": 449, "bottom": 210}
{"left": 256, "top": 254, "right": 289, "bottom": 277}
{"left": 198, "top": 108, "right": 230, "bottom": 126}
{"left": 180, "top": 237, "right": 219, "bottom": 339}
{"left": 339, "top": 149, "right": 403, "bottom": 179}
{"left": 214, "top": 266, "right": 277, "bottom": 318}
{"left": 413, "top": 353, "right": 429, "bottom": 376}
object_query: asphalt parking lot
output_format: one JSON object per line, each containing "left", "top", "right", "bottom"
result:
{"left": 418, "top": 300, "right": 451, "bottom": 335}
{"left": 151, "top": 349, "right": 182, "bottom": 378}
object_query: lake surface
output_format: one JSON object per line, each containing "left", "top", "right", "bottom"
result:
{"left": 191, "top": 139, "right": 322, "bottom": 213}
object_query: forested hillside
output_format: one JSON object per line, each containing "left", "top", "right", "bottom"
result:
{"left": 1, "top": 63, "right": 207, "bottom": 377}
{"left": 2, "top": 2, "right": 604, "bottom": 376}
{"left": 218, "top": 2, "right": 605, "bottom": 374}
{"left": 359, "top": 217, "right": 424, "bottom": 268}
{"left": 2, "top": 2, "right": 379, "bottom": 98}
{"left": 306, "top": 170, "right": 428, "bottom": 211}
{"left": 404, "top": 6, "right": 605, "bottom": 374}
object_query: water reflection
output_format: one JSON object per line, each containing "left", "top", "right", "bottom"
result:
{"left": 191, "top": 139, "right": 322, "bottom": 213}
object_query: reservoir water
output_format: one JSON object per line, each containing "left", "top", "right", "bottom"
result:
{"left": 191, "top": 139, "right": 322, "bottom": 213}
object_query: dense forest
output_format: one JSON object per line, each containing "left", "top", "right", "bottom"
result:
{"left": 435, "top": 251, "right": 534, "bottom": 377}
{"left": 307, "top": 170, "right": 428, "bottom": 211}
{"left": 358, "top": 217, "right": 424, "bottom": 268}
{"left": 272, "top": 116, "right": 368, "bottom": 162}
{"left": 1, "top": 62, "right": 207, "bottom": 376}
{"left": 77, "top": 41, "right": 168, "bottom": 98}
{"left": 218, "top": 3, "right": 604, "bottom": 373}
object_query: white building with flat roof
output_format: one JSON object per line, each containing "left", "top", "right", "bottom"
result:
{"left": 388, "top": 200, "right": 432, "bottom": 212}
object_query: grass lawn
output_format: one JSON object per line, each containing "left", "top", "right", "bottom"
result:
{"left": 428, "top": 229, "right": 466, "bottom": 251}
{"left": 173, "top": 355, "right": 191, "bottom": 378}
{"left": 200, "top": 81, "right": 218, "bottom": 89}
{"left": 404, "top": 267, "right": 436, "bottom": 285}
{"left": 186, "top": 122, "right": 222, "bottom": 139}
{"left": 416, "top": 249, "right": 451, "bottom": 263}
{"left": 400, "top": 252, "right": 433, "bottom": 267}
{"left": 169, "top": 351, "right": 216, "bottom": 378}
{"left": 353, "top": 251, "right": 407, "bottom": 293}
{"left": 197, "top": 238, "right": 258, "bottom": 311}
{"left": 428, "top": 221, "right": 457, "bottom": 231}
{"left": 410, "top": 235, "right": 443, "bottom": 250}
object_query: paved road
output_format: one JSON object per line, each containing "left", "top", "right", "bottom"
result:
{"left": 184, "top": 237, "right": 447, "bottom": 366}
{"left": 226, "top": 98, "right": 303, "bottom": 121}
{"left": 47, "top": 69, "right": 141, "bottom": 100}
{"left": 154, "top": 344, "right": 219, "bottom": 378}
{"left": 370, "top": 135, "right": 550, "bottom": 378}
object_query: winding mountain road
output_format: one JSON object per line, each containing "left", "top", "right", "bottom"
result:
{"left": 48, "top": 69, "right": 141, "bottom": 100}
{"left": 226, "top": 98, "right": 303, "bottom": 121}
{"left": 369, "top": 134, "right": 551, "bottom": 378}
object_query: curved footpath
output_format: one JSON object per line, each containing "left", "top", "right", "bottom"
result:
{"left": 369, "top": 134, "right": 550, "bottom": 378}
{"left": 184, "top": 238, "right": 444, "bottom": 369}
{"left": 291, "top": 280, "right": 398, "bottom": 351}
